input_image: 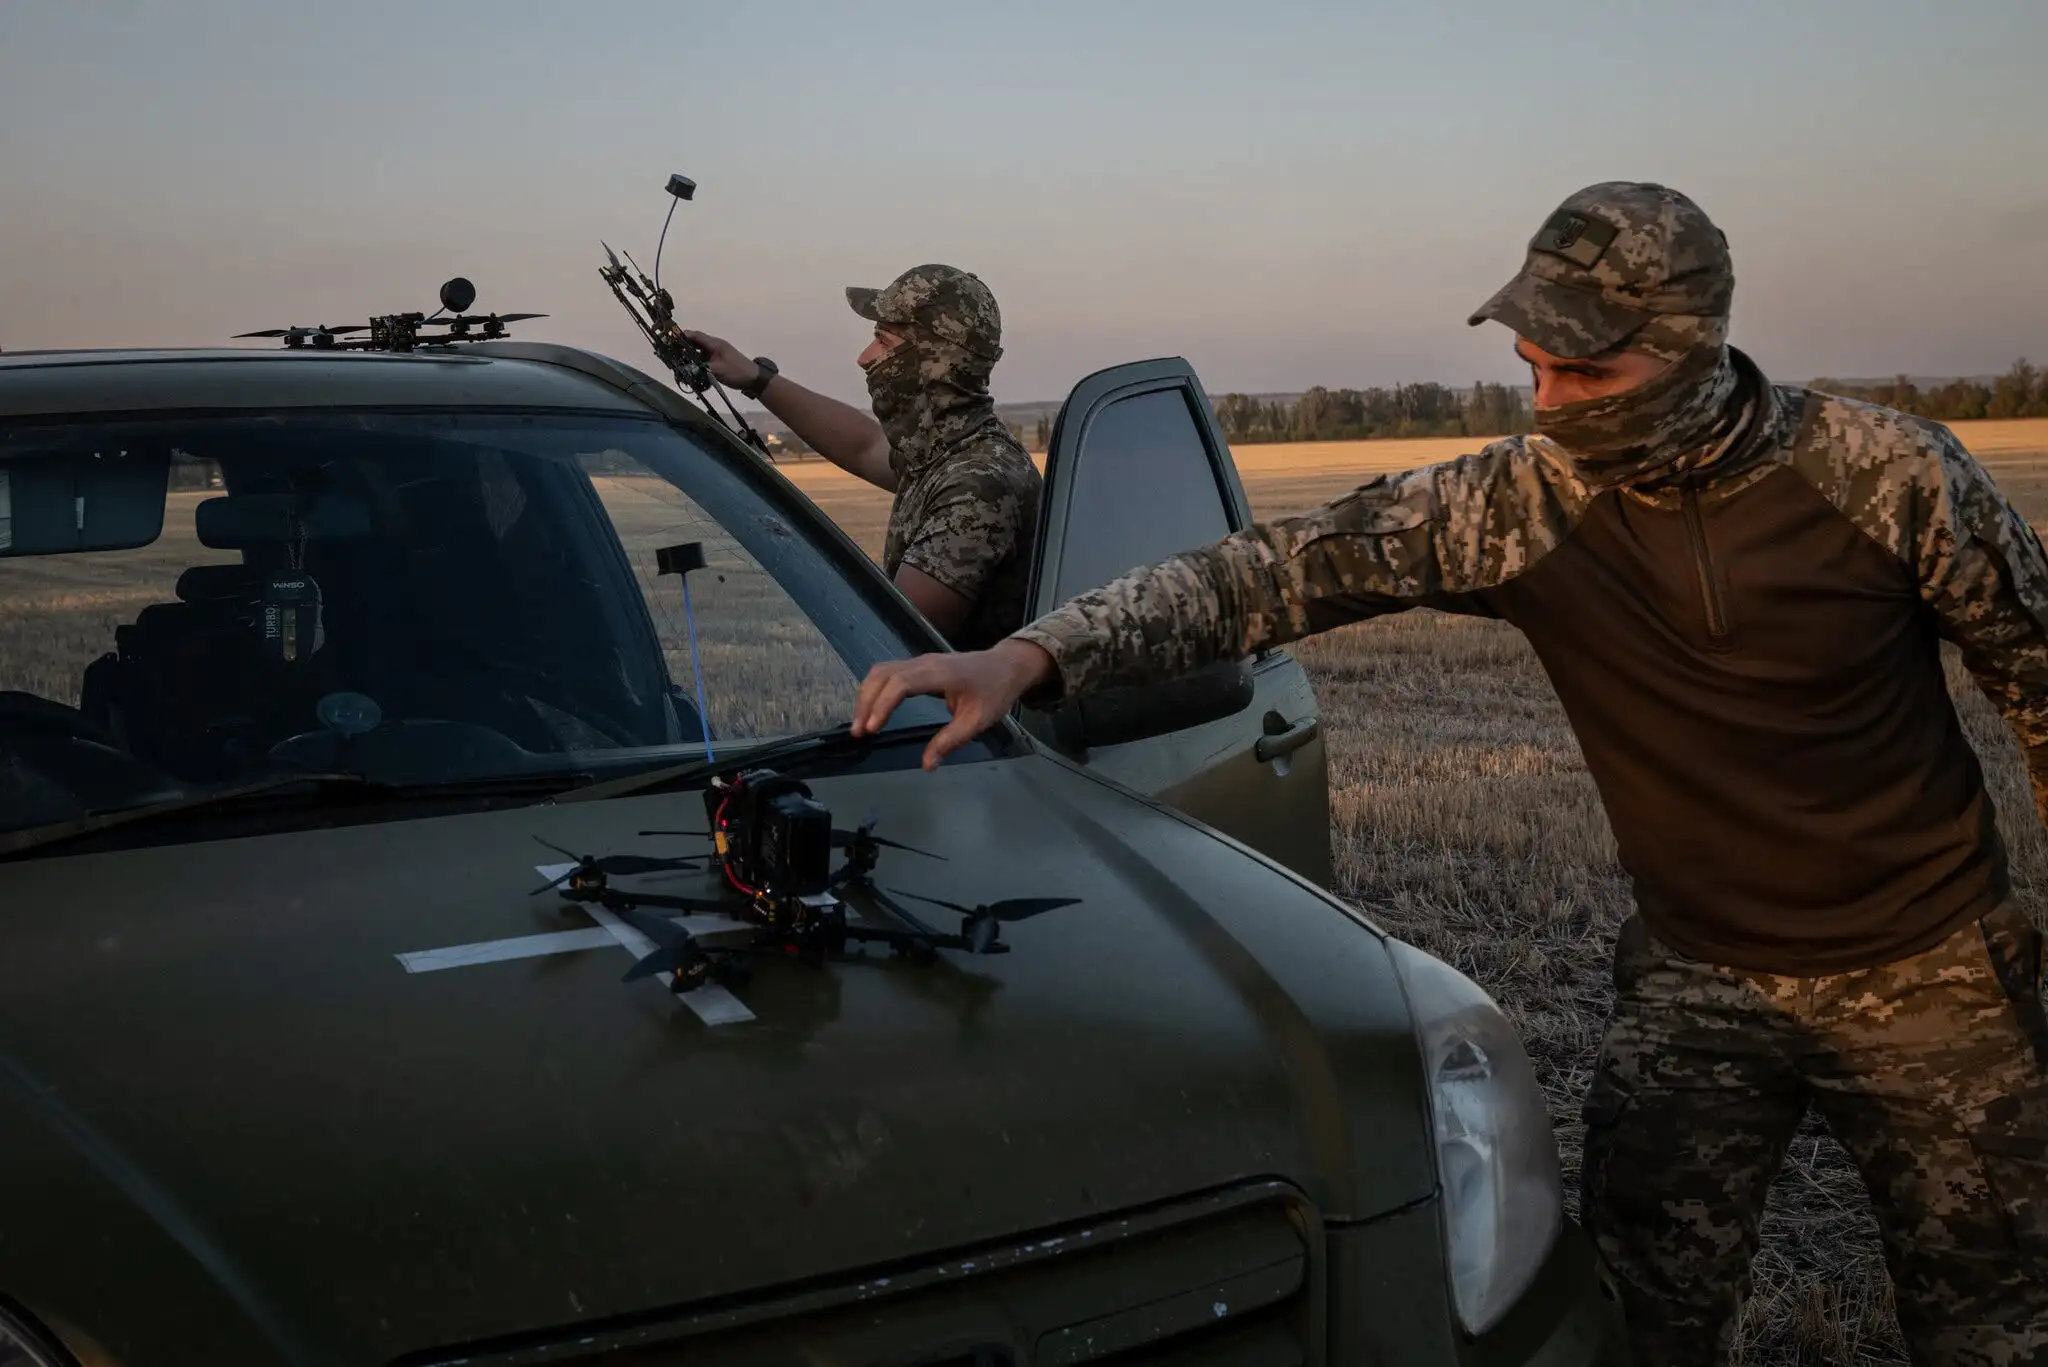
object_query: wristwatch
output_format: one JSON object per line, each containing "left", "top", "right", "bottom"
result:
{"left": 739, "top": 356, "right": 778, "bottom": 400}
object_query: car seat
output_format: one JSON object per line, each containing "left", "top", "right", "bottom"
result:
{"left": 79, "top": 559, "right": 327, "bottom": 782}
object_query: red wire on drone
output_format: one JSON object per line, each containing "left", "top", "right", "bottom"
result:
{"left": 714, "top": 792, "right": 758, "bottom": 898}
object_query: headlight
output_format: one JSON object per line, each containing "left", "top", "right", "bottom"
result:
{"left": 1388, "top": 939, "right": 1563, "bottom": 1336}
{"left": 0, "top": 1305, "right": 67, "bottom": 1367}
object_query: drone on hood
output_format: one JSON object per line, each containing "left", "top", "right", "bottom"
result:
{"left": 235, "top": 277, "right": 547, "bottom": 353}
{"left": 598, "top": 172, "right": 770, "bottom": 453}
{"left": 532, "top": 767, "right": 1080, "bottom": 997}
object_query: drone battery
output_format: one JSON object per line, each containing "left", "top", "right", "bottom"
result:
{"left": 260, "top": 572, "right": 323, "bottom": 662}
{"left": 760, "top": 790, "right": 833, "bottom": 896}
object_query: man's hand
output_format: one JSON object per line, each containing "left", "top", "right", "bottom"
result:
{"left": 680, "top": 330, "right": 763, "bottom": 391}
{"left": 852, "top": 639, "right": 1056, "bottom": 769}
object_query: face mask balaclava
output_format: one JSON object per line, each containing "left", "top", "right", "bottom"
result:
{"left": 864, "top": 331, "right": 999, "bottom": 480}
{"left": 1532, "top": 312, "right": 1756, "bottom": 491}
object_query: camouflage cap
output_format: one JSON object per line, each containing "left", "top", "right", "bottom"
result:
{"left": 847, "top": 264, "right": 1003, "bottom": 362}
{"left": 1468, "top": 181, "right": 1734, "bottom": 359}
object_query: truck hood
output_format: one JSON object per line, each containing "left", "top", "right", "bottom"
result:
{"left": 0, "top": 753, "right": 1432, "bottom": 1363}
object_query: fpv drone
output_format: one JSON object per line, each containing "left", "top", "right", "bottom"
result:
{"left": 532, "top": 767, "right": 1080, "bottom": 997}
{"left": 236, "top": 277, "right": 546, "bottom": 353}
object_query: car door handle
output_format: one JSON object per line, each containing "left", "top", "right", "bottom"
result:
{"left": 1255, "top": 717, "right": 1319, "bottom": 764}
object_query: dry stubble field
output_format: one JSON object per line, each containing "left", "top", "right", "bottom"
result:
{"left": 789, "top": 419, "right": 2048, "bottom": 1367}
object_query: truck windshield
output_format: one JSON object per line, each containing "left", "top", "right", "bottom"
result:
{"left": 0, "top": 409, "right": 952, "bottom": 834}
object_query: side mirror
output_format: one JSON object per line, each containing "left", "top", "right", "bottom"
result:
{"left": 0, "top": 449, "right": 170, "bottom": 557}
{"left": 1047, "top": 657, "right": 1254, "bottom": 752}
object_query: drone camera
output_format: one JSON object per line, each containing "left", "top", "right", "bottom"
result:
{"left": 665, "top": 173, "right": 697, "bottom": 201}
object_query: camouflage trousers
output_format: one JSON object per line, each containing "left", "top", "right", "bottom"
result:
{"left": 1580, "top": 903, "right": 2048, "bottom": 1366}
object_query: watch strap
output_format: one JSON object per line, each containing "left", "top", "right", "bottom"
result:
{"left": 740, "top": 356, "right": 778, "bottom": 400}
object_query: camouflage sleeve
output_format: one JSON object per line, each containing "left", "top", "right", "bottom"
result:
{"left": 1802, "top": 396, "right": 2048, "bottom": 814}
{"left": 898, "top": 456, "right": 1031, "bottom": 601}
{"left": 1010, "top": 438, "right": 1586, "bottom": 699}
{"left": 1921, "top": 439, "right": 2048, "bottom": 809}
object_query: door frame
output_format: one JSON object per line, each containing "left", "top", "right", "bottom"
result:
{"left": 1027, "top": 357, "right": 1255, "bottom": 622}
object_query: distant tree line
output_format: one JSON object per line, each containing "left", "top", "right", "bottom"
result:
{"left": 1807, "top": 359, "right": 2048, "bottom": 422}
{"left": 759, "top": 359, "right": 2048, "bottom": 461}
{"left": 1210, "top": 381, "right": 1534, "bottom": 444}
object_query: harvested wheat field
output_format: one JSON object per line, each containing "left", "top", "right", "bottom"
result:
{"left": 787, "top": 416, "right": 2048, "bottom": 1367}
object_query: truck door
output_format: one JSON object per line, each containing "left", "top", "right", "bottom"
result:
{"left": 1020, "top": 358, "right": 1332, "bottom": 888}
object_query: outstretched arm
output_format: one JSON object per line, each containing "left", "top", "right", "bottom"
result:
{"left": 682, "top": 330, "right": 897, "bottom": 492}
{"left": 854, "top": 442, "right": 1583, "bottom": 767}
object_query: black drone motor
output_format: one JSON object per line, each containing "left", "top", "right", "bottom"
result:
{"left": 704, "top": 768, "right": 834, "bottom": 898}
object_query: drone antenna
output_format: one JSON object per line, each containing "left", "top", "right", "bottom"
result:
{"left": 654, "top": 198, "right": 677, "bottom": 294}
{"left": 655, "top": 171, "right": 695, "bottom": 294}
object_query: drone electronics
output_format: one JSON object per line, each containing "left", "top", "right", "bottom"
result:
{"left": 598, "top": 172, "right": 770, "bottom": 453}
{"left": 537, "top": 766, "right": 1078, "bottom": 1000}
{"left": 235, "top": 277, "right": 548, "bottom": 353}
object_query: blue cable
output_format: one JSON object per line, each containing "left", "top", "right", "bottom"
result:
{"left": 680, "top": 573, "right": 715, "bottom": 764}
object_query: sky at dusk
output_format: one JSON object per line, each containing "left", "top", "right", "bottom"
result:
{"left": 2, "top": 0, "right": 2043, "bottom": 406}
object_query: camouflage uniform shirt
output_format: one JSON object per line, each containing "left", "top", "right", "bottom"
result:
{"left": 882, "top": 420, "right": 1042, "bottom": 653}
{"left": 1012, "top": 348, "right": 2048, "bottom": 975}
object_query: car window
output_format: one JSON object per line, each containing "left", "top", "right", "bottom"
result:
{"left": 1052, "top": 387, "right": 1235, "bottom": 603}
{"left": 584, "top": 451, "right": 854, "bottom": 739}
{"left": 0, "top": 410, "right": 949, "bottom": 834}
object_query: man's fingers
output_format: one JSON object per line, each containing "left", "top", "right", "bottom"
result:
{"left": 852, "top": 665, "right": 890, "bottom": 735}
{"left": 853, "top": 660, "right": 912, "bottom": 734}
{"left": 856, "top": 668, "right": 915, "bottom": 737}
{"left": 924, "top": 701, "right": 984, "bottom": 770}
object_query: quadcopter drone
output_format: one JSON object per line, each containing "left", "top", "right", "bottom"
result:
{"left": 598, "top": 173, "right": 770, "bottom": 453}
{"left": 235, "top": 277, "right": 547, "bottom": 353}
{"left": 532, "top": 766, "right": 1080, "bottom": 998}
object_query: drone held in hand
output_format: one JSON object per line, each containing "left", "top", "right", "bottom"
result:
{"left": 235, "top": 277, "right": 547, "bottom": 354}
{"left": 598, "top": 173, "right": 769, "bottom": 453}
{"left": 532, "top": 766, "right": 1080, "bottom": 998}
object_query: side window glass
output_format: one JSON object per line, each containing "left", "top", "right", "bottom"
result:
{"left": 1053, "top": 387, "right": 1234, "bottom": 603}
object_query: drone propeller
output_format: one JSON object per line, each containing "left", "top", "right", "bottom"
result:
{"left": 439, "top": 312, "right": 548, "bottom": 326}
{"left": 610, "top": 904, "right": 709, "bottom": 983}
{"left": 528, "top": 835, "right": 700, "bottom": 894}
{"left": 638, "top": 829, "right": 712, "bottom": 841}
{"left": 889, "top": 890, "right": 1081, "bottom": 922}
{"left": 877, "top": 889, "right": 1080, "bottom": 956}
{"left": 830, "top": 817, "right": 944, "bottom": 860}
{"left": 233, "top": 325, "right": 367, "bottom": 339}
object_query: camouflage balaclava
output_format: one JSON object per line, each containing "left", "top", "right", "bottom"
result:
{"left": 846, "top": 264, "right": 1004, "bottom": 478}
{"left": 1469, "top": 181, "right": 1751, "bottom": 489}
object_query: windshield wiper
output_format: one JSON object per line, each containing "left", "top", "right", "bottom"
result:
{"left": 0, "top": 768, "right": 594, "bottom": 861}
{"left": 553, "top": 720, "right": 956, "bottom": 805}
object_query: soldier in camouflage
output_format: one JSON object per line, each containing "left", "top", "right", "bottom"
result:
{"left": 852, "top": 182, "right": 2048, "bottom": 1364}
{"left": 683, "top": 264, "right": 1041, "bottom": 650}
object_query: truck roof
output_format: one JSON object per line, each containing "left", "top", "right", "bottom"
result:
{"left": 0, "top": 343, "right": 676, "bottom": 422}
